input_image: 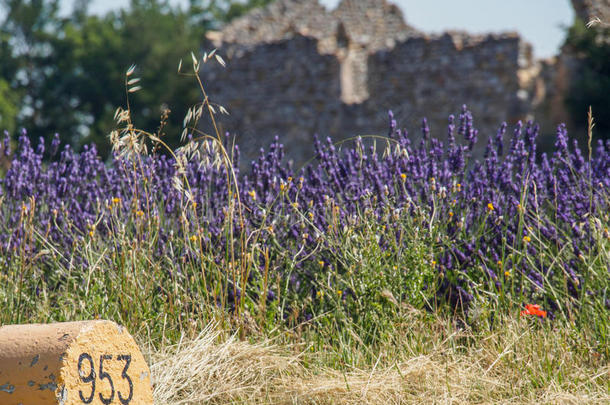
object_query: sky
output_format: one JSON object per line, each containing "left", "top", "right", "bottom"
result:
{"left": 61, "top": 0, "right": 575, "bottom": 59}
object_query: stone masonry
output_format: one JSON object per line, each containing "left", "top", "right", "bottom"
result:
{"left": 200, "top": 0, "right": 603, "bottom": 168}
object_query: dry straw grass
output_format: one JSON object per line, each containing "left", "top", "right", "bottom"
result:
{"left": 145, "top": 315, "right": 609, "bottom": 404}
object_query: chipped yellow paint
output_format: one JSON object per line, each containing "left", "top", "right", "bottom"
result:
{"left": 0, "top": 320, "right": 153, "bottom": 404}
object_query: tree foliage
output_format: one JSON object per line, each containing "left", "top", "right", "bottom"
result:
{"left": 0, "top": 0, "right": 272, "bottom": 157}
{"left": 564, "top": 19, "right": 610, "bottom": 141}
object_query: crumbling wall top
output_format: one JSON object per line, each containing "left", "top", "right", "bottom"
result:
{"left": 213, "top": 0, "right": 420, "bottom": 54}
{"left": 332, "top": 0, "right": 419, "bottom": 50}
{"left": 213, "top": 0, "right": 335, "bottom": 48}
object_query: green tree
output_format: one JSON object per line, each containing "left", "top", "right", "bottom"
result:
{"left": 0, "top": 0, "right": 64, "bottom": 138}
{"left": 188, "top": 0, "right": 273, "bottom": 24}
{"left": 0, "top": 79, "right": 18, "bottom": 133}
{"left": 0, "top": 0, "right": 272, "bottom": 157}
{"left": 53, "top": 0, "right": 207, "bottom": 156}
{"left": 564, "top": 19, "right": 610, "bottom": 141}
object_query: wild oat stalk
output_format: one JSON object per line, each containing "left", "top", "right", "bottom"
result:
{"left": 109, "top": 52, "right": 253, "bottom": 328}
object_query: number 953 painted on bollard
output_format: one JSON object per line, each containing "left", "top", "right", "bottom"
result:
{"left": 0, "top": 320, "right": 153, "bottom": 405}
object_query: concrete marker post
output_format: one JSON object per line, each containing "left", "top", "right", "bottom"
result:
{"left": 0, "top": 320, "right": 153, "bottom": 405}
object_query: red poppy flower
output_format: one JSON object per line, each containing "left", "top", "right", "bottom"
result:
{"left": 520, "top": 304, "right": 547, "bottom": 318}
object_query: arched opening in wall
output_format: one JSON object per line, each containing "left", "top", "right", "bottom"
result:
{"left": 336, "top": 22, "right": 368, "bottom": 104}
{"left": 336, "top": 22, "right": 349, "bottom": 50}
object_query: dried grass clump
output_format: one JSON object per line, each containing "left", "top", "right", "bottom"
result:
{"left": 148, "top": 323, "right": 301, "bottom": 404}
{"left": 147, "top": 318, "right": 609, "bottom": 405}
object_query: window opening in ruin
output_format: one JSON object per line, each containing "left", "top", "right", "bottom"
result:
{"left": 336, "top": 24, "right": 368, "bottom": 104}
{"left": 337, "top": 22, "right": 349, "bottom": 50}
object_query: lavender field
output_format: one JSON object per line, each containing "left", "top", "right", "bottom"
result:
{"left": 2, "top": 102, "right": 608, "bottom": 326}
{"left": 1, "top": 98, "right": 609, "bottom": 402}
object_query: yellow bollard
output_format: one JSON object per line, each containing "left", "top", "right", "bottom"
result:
{"left": 0, "top": 320, "right": 153, "bottom": 404}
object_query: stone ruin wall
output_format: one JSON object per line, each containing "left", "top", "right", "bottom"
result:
{"left": 203, "top": 34, "right": 343, "bottom": 164}
{"left": 364, "top": 33, "right": 536, "bottom": 142}
{"left": 200, "top": 0, "right": 608, "bottom": 168}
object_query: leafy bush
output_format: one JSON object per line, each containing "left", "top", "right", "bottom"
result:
{"left": 564, "top": 18, "right": 610, "bottom": 141}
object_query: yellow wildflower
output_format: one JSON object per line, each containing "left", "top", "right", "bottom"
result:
{"left": 487, "top": 202, "right": 494, "bottom": 211}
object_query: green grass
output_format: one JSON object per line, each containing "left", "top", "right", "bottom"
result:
{"left": 1, "top": 191, "right": 608, "bottom": 404}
